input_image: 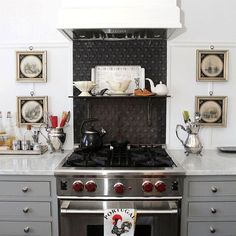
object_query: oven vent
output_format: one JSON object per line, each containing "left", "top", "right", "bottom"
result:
{"left": 63, "top": 29, "right": 166, "bottom": 41}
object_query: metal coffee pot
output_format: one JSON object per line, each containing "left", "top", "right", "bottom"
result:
{"left": 176, "top": 113, "right": 203, "bottom": 155}
{"left": 80, "top": 118, "right": 106, "bottom": 150}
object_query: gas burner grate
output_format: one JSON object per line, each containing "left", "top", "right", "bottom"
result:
{"left": 63, "top": 145, "right": 175, "bottom": 168}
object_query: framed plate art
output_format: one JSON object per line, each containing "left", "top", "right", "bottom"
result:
{"left": 17, "top": 96, "right": 48, "bottom": 126}
{"left": 196, "top": 50, "right": 228, "bottom": 81}
{"left": 16, "top": 51, "right": 47, "bottom": 82}
{"left": 195, "top": 96, "right": 227, "bottom": 127}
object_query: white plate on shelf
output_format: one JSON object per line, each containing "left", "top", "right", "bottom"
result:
{"left": 107, "top": 92, "right": 133, "bottom": 96}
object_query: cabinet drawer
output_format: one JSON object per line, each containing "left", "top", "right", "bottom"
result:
{"left": 188, "top": 222, "right": 236, "bottom": 236}
{"left": 189, "top": 201, "right": 236, "bottom": 217}
{"left": 0, "top": 202, "right": 51, "bottom": 218}
{"left": 0, "top": 222, "right": 51, "bottom": 236}
{"left": 0, "top": 181, "right": 50, "bottom": 197}
{"left": 189, "top": 181, "right": 236, "bottom": 197}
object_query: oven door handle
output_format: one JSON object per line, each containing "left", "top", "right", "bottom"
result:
{"left": 60, "top": 209, "right": 178, "bottom": 214}
{"left": 60, "top": 200, "right": 178, "bottom": 215}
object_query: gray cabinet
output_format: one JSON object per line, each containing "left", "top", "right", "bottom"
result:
{"left": 181, "top": 176, "right": 236, "bottom": 236}
{"left": 0, "top": 181, "right": 50, "bottom": 197}
{"left": 0, "top": 176, "right": 58, "bottom": 236}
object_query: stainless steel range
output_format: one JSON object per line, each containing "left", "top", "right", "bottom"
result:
{"left": 55, "top": 144, "right": 184, "bottom": 236}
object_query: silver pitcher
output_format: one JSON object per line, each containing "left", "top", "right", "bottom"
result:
{"left": 176, "top": 114, "right": 203, "bottom": 155}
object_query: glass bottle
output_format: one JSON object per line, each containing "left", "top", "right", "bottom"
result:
{"left": 0, "top": 112, "right": 6, "bottom": 147}
{"left": 0, "top": 112, "right": 5, "bottom": 134}
{"left": 23, "top": 125, "right": 34, "bottom": 149}
{"left": 5, "top": 111, "right": 15, "bottom": 149}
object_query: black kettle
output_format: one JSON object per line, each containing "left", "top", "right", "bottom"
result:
{"left": 80, "top": 118, "right": 106, "bottom": 150}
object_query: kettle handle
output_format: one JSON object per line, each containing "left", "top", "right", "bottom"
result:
{"left": 80, "top": 118, "right": 98, "bottom": 135}
{"left": 176, "top": 124, "right": 186, "bottom": 146}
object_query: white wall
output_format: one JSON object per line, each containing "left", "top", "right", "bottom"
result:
{"left": 0, "top": 0, "right": 73, "bottom": 149}
{"left": 1, "top": 0, "right": 235, "bottom": 150}
{"left": 167, "top": 0, "right": 236, "bottom": 149}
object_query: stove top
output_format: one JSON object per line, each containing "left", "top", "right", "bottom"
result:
{"left": 62, "top": 145, "right": 175, "bottom": 168}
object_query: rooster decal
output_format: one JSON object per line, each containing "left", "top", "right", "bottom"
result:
{"left": 111, "top": 214, "right": 132, "bottom": 236}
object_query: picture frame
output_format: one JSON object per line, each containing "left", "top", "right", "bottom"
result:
{"left": 16, "top": 51, "right": 47, "bottom": 82}
{"left": 17, "top": 96, "right": 48, "bottom": 126}
{"left": 195, "top": 96, "right": 227, "bottom": 127}
{"left": 196, "top": 50, "right": 228, "bottom": 81}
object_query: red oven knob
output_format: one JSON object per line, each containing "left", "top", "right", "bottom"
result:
{"left": 72, "top": 180, "right": 84, "bottom": 192}
{"left": 142, "top": 181, "right": 154, "bottom": 192}
{"left": 85, "top": 181, "right": 97, "bottom": 192}
{"left": 114, "top": 183, "right": 125, "bottom": 194}
{"left": 155, "top": 181, "right": 166, "bottom": 192}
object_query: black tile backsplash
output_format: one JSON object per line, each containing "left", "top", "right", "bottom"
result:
{"left": 73, "top": 35, "right": 167, "bottom": 144}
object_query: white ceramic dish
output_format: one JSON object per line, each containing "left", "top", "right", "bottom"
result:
{"left": 107, "top": 92, "right": 133, "bottom": 96}
{"left": 73, "top": 81, "right": 96, "bottom": 96}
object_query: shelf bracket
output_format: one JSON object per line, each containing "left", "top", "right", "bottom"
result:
{"left": 86, "top": 99, "right": 91, "bottom": 118}
{"left": 147, "top": 97, "right": 152, "bottom": 126}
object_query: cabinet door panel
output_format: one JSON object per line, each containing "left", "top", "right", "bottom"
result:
{"left": 188, "top": 222, "right": 236, "bottom": 236}
{"left": 0, "top": 181, "right": 50, "bottom": 197}
{"left": 189, "top": 181, "right": 236, "bottom": 197}
{"left": 0, "top": 222, "right": 51, "bottom": 236}
{"left": 189, "top": 201, "right": 236, "bottom": 217}
{"left": 0, "top": 202, "right": 51, "bottom": 218}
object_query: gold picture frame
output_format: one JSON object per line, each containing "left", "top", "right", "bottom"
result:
{"left": 195, "top": 96, "right": 227, "bottom": 127}
{"left": 17, "top": 96, "right": 48, "bottom": 127}
{"left": 196, "top": 50, "right": 228, "bottom": 81}
{"left": 16, "top": 51, "right": 47, "bottom": 82}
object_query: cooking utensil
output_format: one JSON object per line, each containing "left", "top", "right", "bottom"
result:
{"left": 50, "top": 116, "right": 58, "bottom": 128}
{"left": 80, "top": 118, "right": 106, "bottom": 150}
{"left": 60, "top": 111, "right": 71, "bottom": 127}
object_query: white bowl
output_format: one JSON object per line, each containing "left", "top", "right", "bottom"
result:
{"left": 73, "top": 81, "right": 96, "bottom": 96}
{"left": 106, "top": 80, "right": 131, "bottom": 93}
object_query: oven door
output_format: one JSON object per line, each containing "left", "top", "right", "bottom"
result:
{"left": 59, "top": 199, "right": 181, "bottom": 236}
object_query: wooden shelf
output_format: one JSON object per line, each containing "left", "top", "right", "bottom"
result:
{"left": 69, "top": 95, "right": 170, "bottom": 99}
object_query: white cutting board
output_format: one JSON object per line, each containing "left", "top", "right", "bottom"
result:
{"left": 91, "top": 66, "right": 145, "bottom": 94}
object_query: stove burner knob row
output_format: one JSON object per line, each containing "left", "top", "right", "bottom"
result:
{"left": 85, "top": 180, "right": 97, "bottom": 192}
{"left": 114, "top": 183, "right": 125, "bottom": 194}
{"left": 72, "top": 180, "right": 84, "bottom": 192}
{"left": 155, "top": 181, "right": 166, "bottom": 192}
{"left": 142, "top": 181, "right": 154, "bottom": 192}
{"left": 72, "top": 180, "right": 97, "bottom": 192}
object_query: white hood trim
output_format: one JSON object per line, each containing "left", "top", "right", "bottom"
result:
{"left": 57, "top": 6, "right": 181, "bottom": 30}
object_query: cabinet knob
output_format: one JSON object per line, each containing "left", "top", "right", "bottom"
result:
{"left": 210, "top": 208, "right": 217, "bottom": 214}
{"left": 211, "top": 186, "right": 218, "bottom": 193}
{"left": 24, "top": 226, "right": 30, "bottom": 233}
{"left": 23, "top": 207, "right": 29, "bottom": 213}
{"left": 22, "top": 187, "right": 29, "bottom": 193}
{"left": 210, "top": 226, "right": 216, "bottom": 233}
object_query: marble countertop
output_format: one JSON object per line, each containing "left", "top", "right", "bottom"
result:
{"left": 169, "top": 149, "right": 236, "bottom": 176}
{"left": 0, "top": 149, "right": 236, "bottom": 176}
{"left": 0, "top": 151, "right": 70, "bottom": 175}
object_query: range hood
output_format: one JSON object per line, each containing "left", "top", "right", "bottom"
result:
{"left": 57, "top": 0, "right": 182, "bottom": 40}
